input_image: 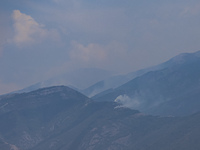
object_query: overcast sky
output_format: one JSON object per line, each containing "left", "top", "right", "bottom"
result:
{"left": 0, "top": 0, "right": 200, "bottom": 94}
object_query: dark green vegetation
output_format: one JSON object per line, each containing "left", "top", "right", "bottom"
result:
{"left": 0, "top": 86, "right": 200, "bottom": 150}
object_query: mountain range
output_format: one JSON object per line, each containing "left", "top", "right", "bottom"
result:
{"left": 1, "top": 51, "right": 200, "bottom": 149}
{"left": 1, "top": 86, "right": 200, "bottom": 150}
{"left": 16, "top": 51, "right": 200, "bottom": 100}
{"left": 92, "top": 51, "right": 200, "bottom": 116}
{"left": 13, "top": 68, "right": 113, "bottom": 94}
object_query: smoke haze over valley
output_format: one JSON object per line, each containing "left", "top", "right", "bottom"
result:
{"left": 1, "top": 0, "right": 200, "bottom": 150}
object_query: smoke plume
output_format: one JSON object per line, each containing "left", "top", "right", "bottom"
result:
{"left": 114, "top": 94, "right": 140, "bottom": 109}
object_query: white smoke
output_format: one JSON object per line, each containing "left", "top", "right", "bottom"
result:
{"left": 114, "top": 94, "right": 141, "bottom": 109}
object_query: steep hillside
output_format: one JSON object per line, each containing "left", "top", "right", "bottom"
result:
{"left": 83, "top": 51, "right": 200, "bottom": 97}
{"left": 1, "top": 86, "right": 200, "bottom": 150}
{"left": 82, "top": 65, "right": 163, "bottom": 97}
{"left": 93, "top": 51, "right": 200, "bottom": 116}
{"left": 0, "top": 86, "right": 90, "bottom": 149}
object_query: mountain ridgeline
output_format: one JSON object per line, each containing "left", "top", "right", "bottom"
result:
{"left": 0, "top": 86, "right": 200, "bottom": 150}
{"left": 1, "top": 51, "right": 200, "bottom": 149}
{"left": 93, "top": 51, "right": 200, "bottom": 116}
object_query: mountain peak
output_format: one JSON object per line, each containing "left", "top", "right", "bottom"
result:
{"left": 160, "top": 50, "right": 200, "bottom": 68}
{"left": 29, "top": 85, "right": 75, "bottom": 96}
{"left": 194, "top": 50, "right": 200, "bottom": 56}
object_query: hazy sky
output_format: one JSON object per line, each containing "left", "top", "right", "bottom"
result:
{"left": 0, "top": 0, "right": 200, "bottom": 94}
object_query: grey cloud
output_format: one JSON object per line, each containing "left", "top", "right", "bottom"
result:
{"left": 0, "top": 0, "right": 200, "bottom": 94}
{"left": 12, "top": 10, "right": 60, "bottom": 47}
